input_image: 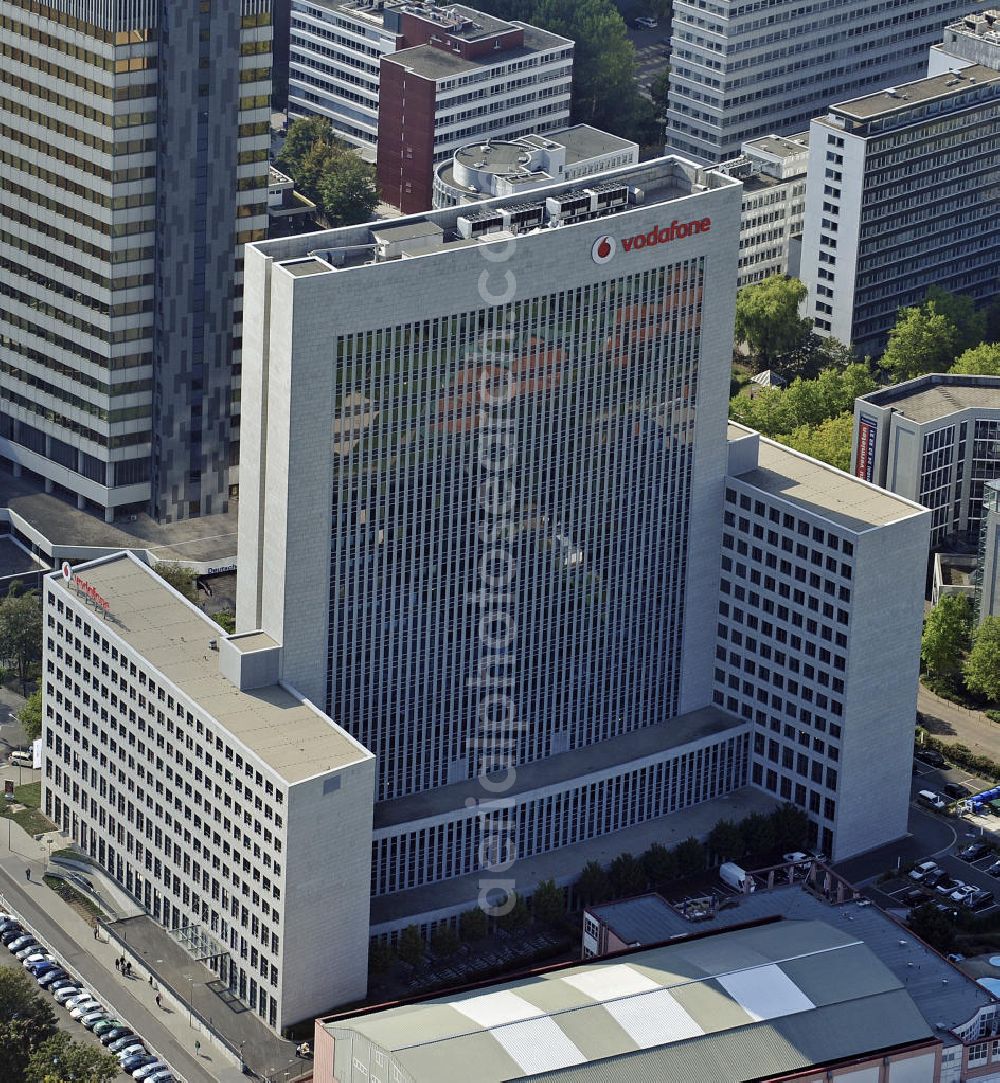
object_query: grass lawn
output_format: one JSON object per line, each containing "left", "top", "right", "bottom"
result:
{"left": 1, "top": 779, "right": 55, "bottom": 836}
{"left": 42, "top": 875, "right": 104, "bottom": 926}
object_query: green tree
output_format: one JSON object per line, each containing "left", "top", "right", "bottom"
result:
{"left": 0, "top": 589, "right": 42, "bottom": 695}
{"left": 881, "top": 301, "right": 959, "bottom": 382}
{"left": 25, "top": 1032, "right": 119, "bottom": 1083}
{"left": 964, "top": 617, "right": 1000, "bottom": 704}
{"left": 740, "top": 812, "right": 776, "bottom": 858}
{"left": 0, "top": 967, "right": 57, "bottom": 1081}
{"left": 431, "top": 924, "right": 460, "bottom": 959}
{"left": 777, "top": 414, "right": 855, "bottom": 472}
{"left": 498, "top": 892, "right": 530, "bottom": 931}
{"left": 318, "top": 153, "right": 379, "bottom": 227}
{"left": 575, "top": 860, "right": 611, "bottom": 906}
{"left": 531, "top": 879, "right": 567, "bottom": 927}
{"left": 153, "top": 562, "right": 198, "bottom": 602}
{"left": 707, "top": 819, "right": 744, "bottom": 863}
{"left": 907, "top": 902, "right": 956, "bottom": 953}
{"left": 641, "top": 842, "right": 677, "bottom": 891}
{"left": 368, "top": 940, "right": 395, "bottom": 975}
{"left": 672, "top": 837, "right": 705, "bottom": 878}
{"left": 459, "top": 907, "right": 489, "bottom": 941}
{"left": 275, "top": 115, "right": 333, "bottom": 178}
{"left": 922, "top": 595, "right": 974, "bottom": 678}
{"left": 649, "top": 69, "right": 671, "bottom": 118}
{"left": 609, "top": 853, "right": 647, "bottom": 898}
{"left": 397, "top": 925, "right": 425, "bottom": 967}
{"left": 19, "top": 689, "right": 43, "bottom": 743}
{"left": 769, "top": 804, "right": 811, "bottom": 852}
{"left": 734, "top": 275, "right": 812, "bottom": 372}
{"left": 952, "top": 342, "right": 1000, "bottom": 376}
{"left": 925, "top": 287, "right": 987, "bottom": 355}
{"left": 213, "top": 610, "right": 237, "bottom": 635}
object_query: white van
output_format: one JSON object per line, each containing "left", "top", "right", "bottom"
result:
{"left": 8, "top": 751, "right": 33, "bottom": 768}
{"left": 917, "top": 789, "right": 946, "bottom": 811}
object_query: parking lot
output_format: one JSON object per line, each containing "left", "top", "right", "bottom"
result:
{"left": 626, "top": 22, "right": 672, "bottom": 99}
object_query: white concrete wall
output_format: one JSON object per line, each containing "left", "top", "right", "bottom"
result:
{"left": 833, "top": 506, "right": 930, "bottom": 859}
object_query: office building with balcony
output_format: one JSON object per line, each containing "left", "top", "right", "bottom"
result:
{"left": 41, "top": 551, "right": 375, "bottom": 1031}
{"left": 666, "top": 0, "right": 973, "bottom": 164}
{"left": 288, "top": 0, "right": 573, "bottom": 213}
{"left": 799, "top": 65, "right": 1000, "bottom": 354}
{"left": 852, "top": 373, "right": 1000, "bottom": 548}
{"left": 0, "top": 0, "right": 271, "bottom": 524}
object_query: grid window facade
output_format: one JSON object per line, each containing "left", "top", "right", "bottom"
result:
{"left": 43, "top": 586, "right": 285, "bottom": 1030}
{"left": 919, "top": 424, "right": 957, "bottom": 544}
{"left": 328, "top": 261, "right": 706, "bottom": 804}
{"left": 715, "top": 483, "right": 853, "bottom": 847}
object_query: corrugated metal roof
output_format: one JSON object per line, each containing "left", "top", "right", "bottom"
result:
{"left": 325, "top": 920, "right": 934, "bottom": 1082}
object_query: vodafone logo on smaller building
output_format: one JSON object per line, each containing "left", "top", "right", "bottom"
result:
{"left": 592, "top": 235, "right": 616, "bottom": 264}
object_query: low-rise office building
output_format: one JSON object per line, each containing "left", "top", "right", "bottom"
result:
{"left": 852, "top": 374, "right": 1000, "bottom": 547}
{"left": 432, "top": 126, "right": 638, "bottom": 209}
{"left": 799, "top": 65, "right": 1000, "bottom": 354}
{"left": 716, "top": 133, "right": 809, "bottom": 286}
{"left": 41, "top": 552, "right": 375, "bottom": 1031}
{"left": 289, "top": 0, "right": 574, "bottom": 212}
{"left": 928, "top": 9, "right": 1000, "bottom": 74}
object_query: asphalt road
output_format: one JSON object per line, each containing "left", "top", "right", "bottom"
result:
{"left": 627, "top": 23, "right": 672, "bottom": 98}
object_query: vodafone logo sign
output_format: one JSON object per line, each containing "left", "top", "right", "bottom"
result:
{"left": 592, "top": 235, "right": 616, "bottom": 264}
{"left": 61, "top": 561, "right": 72, "bottom": 582}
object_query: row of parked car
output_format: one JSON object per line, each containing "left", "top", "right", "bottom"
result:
{"left": 0, "top": 911, "right": 175, "bottom": 1081}
{"left": 904, "top": 845, "right": 999, "bottom": 914}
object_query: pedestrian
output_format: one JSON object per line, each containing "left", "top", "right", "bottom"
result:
{"left": 115, "top": 958, "right": 121, "bottom": 972}
{"left": 126, "top": 961, "right": 132, "bottom": 978}
{"left": 155, "top": 993, "right": 162, "bottom": 1009}
{"left": 93, "top": 926, "right": 99, "bottom": 941}
{"left": 24, "top": 868, "right": 29, "bottom": 882}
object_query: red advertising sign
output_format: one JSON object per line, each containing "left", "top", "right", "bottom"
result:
{"left": 855, "top": 415, "right": 878, "bottom": 482}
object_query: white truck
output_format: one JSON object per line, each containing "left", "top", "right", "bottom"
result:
{"left": 719, "top": 861, "right": 756, "bottom": 893}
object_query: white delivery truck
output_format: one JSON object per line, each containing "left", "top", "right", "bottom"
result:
{"left": 719, "top": 861, "right": 756, "bottom": 893}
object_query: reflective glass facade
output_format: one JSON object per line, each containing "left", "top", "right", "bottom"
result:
{"left": 328, "top": 261, "right": 706, "bottom": 801}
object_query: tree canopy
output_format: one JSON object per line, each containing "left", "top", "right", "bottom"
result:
{"left": 965, "top": 617, "right": 1000, "bottom": 704}
{"left": 922, "top": 595, "right": 974, "bottom": 678}
{"left": 734, "top": 276, "right": 812, "bottom": 373}
{"left": 24, "top": 1032, "right": 119, "bottom": 1083}
{"left": 19, "top": 689, "right": 42, "bottom": 743}
{"left": 153, "top": 562, "right": 198, "bottom": 602}
{"left": 276, "top": 117, "right": 379, "bottom": 226}
{"left": 925, "top": 287, "right": 987, "bottom": 356}
{"left": 881, "top": 300, "right": 960, "bottom": 382}
{"left": 952, "top": 342, "right": 1000, "bottom": 377}
{"left": 0, "top": 588, "right": 42, "bottom": 695}
{"left": 776, "top": 414, "right": 854, "bottom": 472}
{"left": 531, "top": 879, "right": 567, "bottom": 927}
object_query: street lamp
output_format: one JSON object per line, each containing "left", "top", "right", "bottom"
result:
{"left": 188, "top": 975, "right": 193, "bottom": 1027}
{"left": 239, "top": 1040, "right": 246, "bottom": 1075}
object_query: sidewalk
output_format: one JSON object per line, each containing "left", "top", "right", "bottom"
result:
{"left": 918, "top": 683, "right": 1000, "bottom": 761}
{"left": 0, "top": 815, "right": 247, "bottom": 1083}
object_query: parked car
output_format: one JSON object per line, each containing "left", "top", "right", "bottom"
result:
{"left": 950, "top": 884, "right": 977, "bottom": 903}
{"left": 115, "top": 1043, "right": 148, "bottom": 1061}
{"left": 909, "top": 860, "right": 939, "bottom": 882}
{"left": 783, "top": 851, "right": 811, "bottom": 868}
{"left": 22, "top": 951, "right": 55, "bottom": 968}
{"left": 944, "top": 782, "right": 972, "bottom": 800}
{"left": 985, "top": 859, "right": 1000, "bottom": 877}
{"left": 145, "top": 1071, "right": 174, "bottom": 1083}
{"left": 932, "top": 901, "right": 959, "bottom": 918}
{"left": 0, "top": 927, "right": 25, "bottom": 945}
{"left": 0, "top": 918, "right": 22, "bottom": 934}
{"left": 917, "top": 789, "right": 947, "bottom": 811}
{"left": 70, "top": 999, "right": 103, "bottom": 1020}
{"left": 900, "top": 887, "right": 926, "bottom": 906}
{"left": 8, "top": 750, "right": 33, "bottom": 767}
{"left": 915, "top": 747, "right": 947, "bottom": 767}
{"left": 39, "top": 974, "right": 73, "bottom": 991}
{"left": 7, "top": 935, "right": 37, "bottom": 953}
{"left": 53, "top": 986, "right": 83, "bottom": 1004}
{"left": 959, "top": 843, "right": 990, "bottom": 862}
{"left": 133, "top": 1061, "right": 168, "bottom": 1080}
{"left": 936, "top": 877, "right": 961, "bottom": 895}
{"left": 122, "top": 1055, "right": 156, "bottom": 1074}
{"left": 946, "top": 952, "right": 966, "bottom": 962}
{"left": 634, "top": 15, "right": 658, "bottom": 28}
{"left": 81, "top": 1010, "right": 109, "bottom": 1029}
{"left": 14, "top": 941, "right": 43, "bottom": 959}
{"left": 92, "top": 1019, "right": 124, "bottom": 1037}
{"left": 102, "top": 1028, "right": 135, "bottom": 1047}
{"left": 64, "top": 992, "right": 97, "bottom": 1012}
{"left": 925, "top": 869, "right": 950, "bottom": 889}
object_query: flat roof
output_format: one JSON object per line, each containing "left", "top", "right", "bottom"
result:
{"left": 583, "top": 884, "right": 994, "bottom": 1042}
{"left": 830, "top": 64, "right": 1000, "bottom": 121}
{"left": 49, "top": 554, "right": 369, "bottom": 784}
{"left": 324, "top": 919, "right": 932, "bottom": 1082}
{"left": 861, "top": 373, "right": 1000, "bottom": 423}
{"left": 550, "top": 124, "right": 637, "bottom": 163}
{"left": 743, "top": 132, "right": 810, "bottom": 158}
{"left": 728, "top": 429, "right": 925, "bottom": 531}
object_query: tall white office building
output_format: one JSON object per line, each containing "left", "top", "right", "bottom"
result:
{"left": 666, "top": 0, "right": 974, "bottom": 163}
{"left": 928, "top": 8, "right": 1000, "bottom": 74}
{"left": 799, "top": 65, "right": 1000, "bottom": 354}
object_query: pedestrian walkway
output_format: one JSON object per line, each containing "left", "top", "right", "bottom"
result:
{"left": 0, "top": 814, "right": 306, "bottom": 1082}
{"left": 918, "top": 683, "right": 1000, "bottom": 761}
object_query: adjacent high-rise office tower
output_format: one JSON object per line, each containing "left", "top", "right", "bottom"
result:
{"left": 0, "top": 0, "right": 272, "bottom": 523}
{"left": 666, "top": 0, "right": 973, "bottom": 162}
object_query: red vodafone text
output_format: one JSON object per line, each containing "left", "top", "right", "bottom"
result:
{"left": 74, "top": 575, "right": 110, "bottom": 612}
{"left": 621, "top": 217, "right": 711, "bottom": 253}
